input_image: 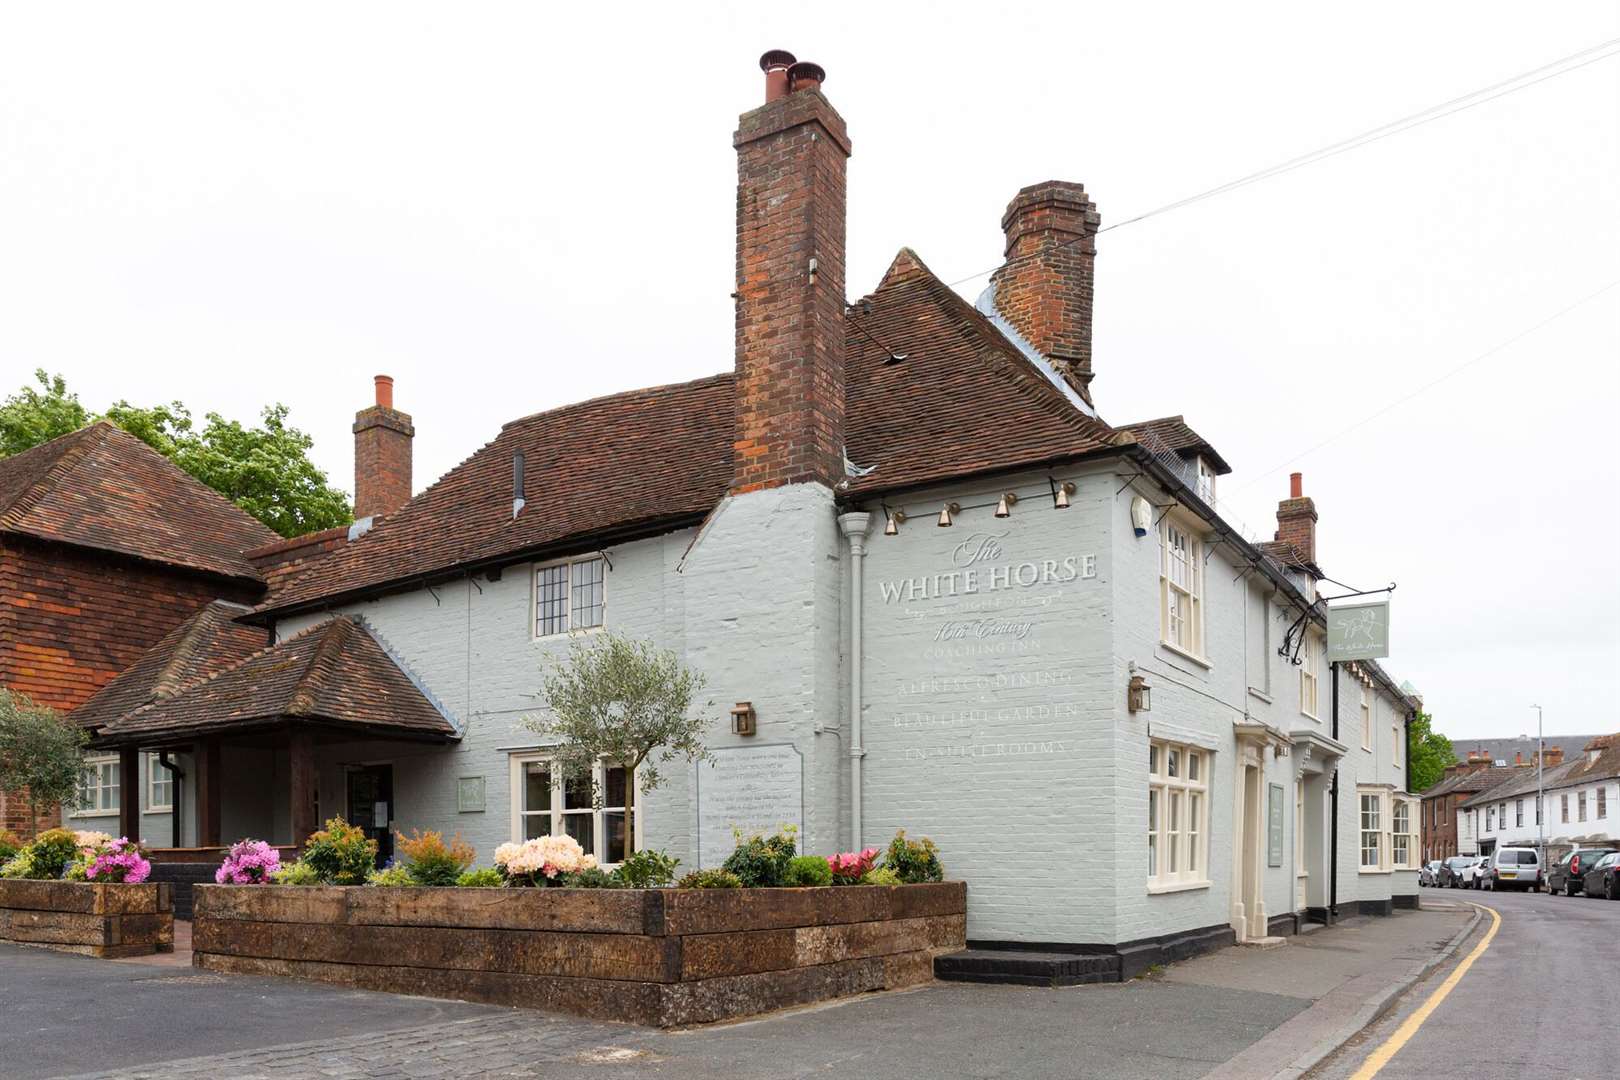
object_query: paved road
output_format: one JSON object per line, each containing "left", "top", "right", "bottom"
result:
{"left": 1311, "top": 885, "right": 1620, "bottom": 1079}
{"left": 2, "top": 906, "right": 1471, "bottom": 1080}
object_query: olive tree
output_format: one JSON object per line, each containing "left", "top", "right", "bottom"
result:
{"left": 526, "top": 633, "right": 710, "bottom": 853}
{"left": 0, "top": 689, "right": 88, "bottom": 827}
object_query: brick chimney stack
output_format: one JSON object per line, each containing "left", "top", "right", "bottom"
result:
{"left": 353, "top": 375, "right": 414, "bottom": 520}
{"left": 730, "top": 51, "right": 850, "bottom": 494}
{"left": 991, "top": 181, "right": 1101, "bottom": 405}
{"left": 1541, "top": 746, "right": 1565, "bottom": 767}
{"left": 1273, "top": 472, "right": 1319, "bottom": 566}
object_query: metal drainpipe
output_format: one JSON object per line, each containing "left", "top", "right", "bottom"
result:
{"left": 1330, "top": 660, "right": 1339, "bottom": 920}
{"left": 837, "top": 512, "right": 873, "bottom": 851}
{"left": 157, "top": 750, "right": 185, "bottom": 849}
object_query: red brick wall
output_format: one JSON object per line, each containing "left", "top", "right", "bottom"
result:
{"left": 991, "top": 181, "right": 1100, "bottom": 400}
{"left": 731, "top": 87, "right": 850, "bottom": 493}
{"left": 0, "top": 536, "right": 260, "bottom": 837}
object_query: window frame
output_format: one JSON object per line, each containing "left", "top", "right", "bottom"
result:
{"left": 1158, "top": 517, "right": 1207, "bottom": 662}
{"left": 507, "top": 753, "right": 637, "bottom": 865}
{"left": 73, "top": 754, "right": 120, "bottom": 817}
{"left": 1392, "top": 797, "right": 1417, "bottom": 870}
{"left": 1359, "top": 790, "right": 1385, "bottom": 871}
{"left": 146, "top": 752, "right": 173, "bottom": 813}
{"left": 1147, "top": 739, "right": 1211, "bottom": 893}
{"left": 1561, "top": 793, "right": 1570, "bottom": 823}
{"left": 1598, "top": 786, "right": 1608, "bottom": 820}
{"left": 1360, "top": 684, "right": 1372, "bottom": 752}
{"left": 1299, "top": 632, "right": 1320, "bottom": 720}
{"left": 1577, "top": 790, "right": 1587, "bottom": 823}
{"left": 1515, "top": 799, "right": 1524, "bottom": 828}
{"left": 532, "top": 553, "right": 608, "bottom": 640}
{"left": 1392, "top": 712, "right": 1402, "bottom": 768}
{"left": 1196, "top": 457, "right": 1217, "bottom": 506}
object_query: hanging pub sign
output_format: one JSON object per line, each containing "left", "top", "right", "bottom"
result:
{"left": 1326, "top": 600, "right": 1390, "bottom": 662}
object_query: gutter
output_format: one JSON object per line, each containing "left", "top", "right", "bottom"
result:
{"left": 157, "top": 750, "right": 184, "bottom": 848}
{"left": 1331, "top": 660, "right": 1339, "bottom": 920}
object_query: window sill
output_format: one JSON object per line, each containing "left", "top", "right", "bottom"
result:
{"left": 146, "top": 808, "right": 173, "bottom": 815}
{"left": 1300, "top": 710, "right": 1319, "bottom": 723}
{"left": 1158, "top": 641, "right": 1212, "bottom": 669}
{"left": 1247, "top": 688, "right": 1273, "bottom": 705}
{"left": 68, "top": 810, "right": 118, "bottom": 819}
{"left": 532, "top": 625, "right": 605, "bottom": 644}
{"left": 1358, "top": 868, "right": 1394, "bottom": 875}
{"left": 1147, "top": 878, "right": 1212, "bottom": 895}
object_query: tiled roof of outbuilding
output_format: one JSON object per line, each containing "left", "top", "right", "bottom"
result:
{"left": 0, "top": 423, "right": 278, "bottom": 581}
{"left": 94, "top": 616, "right": 458, "bottom": 744}
{"left": 71, "top": 601, "right": 268, "bottom": 733}
{"left": 255, "top": 253, "right": 1126, "bottom": 615}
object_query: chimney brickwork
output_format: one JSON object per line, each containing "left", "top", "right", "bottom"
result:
{"left": 353, "top": 374, "right": 414, "bottom": 520}
{"left": 1273, "top": 471, "right": 1319, "bottom": 566}
{"left": 731, "top": 54, "right": 851, "bottom": 494}
{"left": 992, "top": 181, "right": 1101, "bottom": 404}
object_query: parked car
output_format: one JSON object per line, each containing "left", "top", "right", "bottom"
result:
{"left": 1419, "top": 860, "right": 1444, "bottom": 887}
{"left": 1549, "top": 849, "right": 1615, "bottom": 896}
{"left": 1462, "top": 855, "right": 1492, "bottom": 889}
{"left": 1483, "top": 847, "right": 1540, "bottom": 892}
{"left": 1580, "top": 852, "right": 1620, "bottom": 900}
{"left": 1440, "top": 856, "right": 1479, "bottom": 888}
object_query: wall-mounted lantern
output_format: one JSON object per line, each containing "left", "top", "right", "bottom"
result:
{"left": 1127, "top": 674, "right": 1152, "bottom": 714}
{"left": 730, "top": 701, "right": 757, "bottom": 737}
{"left": 1131, "top": 496, "right": 1153, "bottom": 537}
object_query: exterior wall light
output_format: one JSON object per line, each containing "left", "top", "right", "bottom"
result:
{"left": 1131, "top": 495, "right": 1152, "bottom": 537}
{"left": 1128, "top": 674, "right": 1152, "bottom": 713}
{"left": 730, "top": 701, "right": 757, "bottom": 737}
{"left": 937, "top": 502, "right": 961, "bottom": 528}
{"left": 884, "top": 509, "right": 906, "bottom": 536}
{"left": 994, "top": 492, "right": 1018, "bottom": 518}
{"left": 1054, "top": 481, "right": 1075, "bottom": 510}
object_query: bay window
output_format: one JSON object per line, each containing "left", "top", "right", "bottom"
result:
{"left": 510, "top": 755, "right": 631, "bottom": 864}
{"left": 1148, "top": 739, "right": 1209, "bottom": 891}
{"left": 1392, "top": 798, "right": 1417, "bottom": 869}
{"left": 534, "top": 554, "right": 607, "bottom": 638}
{"left": 1159, "top": 520, "right": 1205, "bottom": 658}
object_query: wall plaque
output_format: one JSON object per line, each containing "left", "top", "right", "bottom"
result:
{"left": 696, "top": 744, "right": 803, "bottom": 869}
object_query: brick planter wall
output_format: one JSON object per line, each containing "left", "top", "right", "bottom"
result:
{"left": 0, "top": 879, "right": 175, "bottom": 958}
{"left": 192, "top": 881, "right": 966, "bottom": 1026}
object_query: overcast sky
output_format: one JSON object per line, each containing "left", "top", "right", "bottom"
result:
{"left": 2, "top": 3, "right": 1616, "bottom": 742}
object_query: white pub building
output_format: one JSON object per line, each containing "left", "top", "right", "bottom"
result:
{"left": 70, "top": 52, "right": 1423, "bottom": 980}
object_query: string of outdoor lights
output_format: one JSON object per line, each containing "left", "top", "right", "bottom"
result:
{"left": 879, "top": 477, "right": 1077, "bottom": 535}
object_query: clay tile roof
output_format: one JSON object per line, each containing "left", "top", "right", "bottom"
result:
{"left": 1115, "top": 415, "right": 1232, "bottom": 475}
{"left": 256, "top": 375, "right": 736, "bottom": 614}
{"left": 71, "top": 601, "right": 269, "bottom": 733}
{"left": 254, "top": 252, "right": 1155, "bottom": 615}
{"left": 0, "top": 423, "right": 278, "bottom": 581}
{"left": 840, "top": 250, "right": 1117, "bottom": 495}
{"left": 95, "top": 616, "right": 458, "bottom": 744}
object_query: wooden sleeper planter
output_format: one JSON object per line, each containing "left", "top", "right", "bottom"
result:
{"left": 0, "top": 879, "right": 175, "bottom": 958}
{"left": 192, "top": 881, "right": 966, "bottom": 1026}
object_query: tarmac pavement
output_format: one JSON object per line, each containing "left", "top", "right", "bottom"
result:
{"left": 1, "top": 903, "right": 1475, "bottom": 1079}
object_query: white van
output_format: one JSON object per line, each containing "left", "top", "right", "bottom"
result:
{"left": 1483, "top": 846, "right": 1541, "bottom": 891}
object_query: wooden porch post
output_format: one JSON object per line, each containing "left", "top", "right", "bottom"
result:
{"left": 289, "top": 727, "right": 316, "bottom": 849}
{"left": 196, "top": 737, "right": 222, "bottom": 847}
{"left": 118, "top": 745, "right": 140, "bottom": 844}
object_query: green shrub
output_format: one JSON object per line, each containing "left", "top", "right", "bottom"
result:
{"left": 270, "top": 860, "right": 320, "bottom": 885}
{"left": 783, "top": 854, "right": 833, "bottom": 887}
{"left": 0, "top": 854, "right": 29, "bottom": 879}
{"left": 299, "top": 817, "right": 377, "bottom": 885}
{"left": 456, "top": 868, "right": 504, "bottom": 888}
{"left": 395, "top": 828, "right": 474, "bottom": 887}
{"left": 563, "top": 866, "right": 623, "bottom": 889}
{"left": 13, "top": 828, "right": 80, "bottom": 880}
{"left": 861, "top": 866, "right": 902, "bottom": 886}
{"left": 677, "top": 868, "right": 742, "bottom": 889}
{"left": 882, "top": 831, "right": 943, "bottom": 884}
{"left": 614, "top": 848, "right": 679, "bottom": 889}
{"left": 0, "top": 828, "right": 22, "bottom": 864}
{"left": 367, "top": 864, "right": 415, "bottom": 887}
{"left": 721, "top": 827, "right": 796, "bottom": 888}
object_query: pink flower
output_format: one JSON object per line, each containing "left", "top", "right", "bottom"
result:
{"left": 215, "top": 839, "right": 282, "bottom": 885}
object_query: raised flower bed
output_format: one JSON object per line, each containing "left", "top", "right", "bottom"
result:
{"left": 191, "top": 880, "right": 966, "bottom": 1026}
{"left": 0, "top": 879, "right": 175, "bottom": 958}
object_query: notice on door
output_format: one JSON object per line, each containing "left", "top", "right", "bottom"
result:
{"left": 696, "top": 744, "right": 804, "bottom": 869}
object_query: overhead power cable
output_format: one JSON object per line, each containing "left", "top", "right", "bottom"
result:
{"left": 1230, "top": 278, "right": 1620, "bottom": 494}
{"left": 943, "top": 37, "right": 1620, "bottom": 289}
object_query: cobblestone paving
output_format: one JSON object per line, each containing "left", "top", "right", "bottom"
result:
{"left": 63, "top": 1013, "right": 650, "bottom": 1079}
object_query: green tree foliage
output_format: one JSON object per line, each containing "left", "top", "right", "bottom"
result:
{"left": 1407, "top": 711, "right": 1453, "bottom": 793}
{"left": 527, "top": 633, "right": 711, "bottom": 853}
{"left": 0, "top": 370, "right": 351, "bottom": 538}
{"left": 0, "top": 689, "right": 89, "bottom": 823}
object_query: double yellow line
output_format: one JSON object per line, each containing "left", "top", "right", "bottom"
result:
{"left": 1346, "top": 903, "right": 1501, "bottom": 1080}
